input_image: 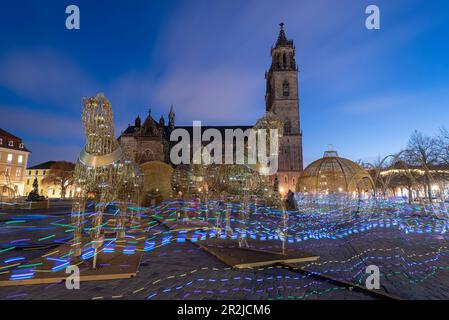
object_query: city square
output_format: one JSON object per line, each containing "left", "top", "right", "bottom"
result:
{"left": 1, "top": 0, "right": 449, "bottom": 307}
{"left": 1, "top": 198, "right": 449, "bottom": 300}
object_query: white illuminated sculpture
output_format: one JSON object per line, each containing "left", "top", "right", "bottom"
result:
{"left": 71, "top": 93, "right": 142, "bottom": 268}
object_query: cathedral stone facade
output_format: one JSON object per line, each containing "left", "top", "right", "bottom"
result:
{"left": 265, "top": 23, "right": 304, "bottom": 193}
{"left": 119, "top": 107, "right": 174, "bottom": 164}
{"left": 119, "top": 24, "right": 303, "bottom": 195}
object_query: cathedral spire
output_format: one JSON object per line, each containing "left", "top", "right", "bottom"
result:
{"left": 168, "top": 104, "right": 175, "bottom": 130}
{"left": 134, "top": 115, "right": 141, "bottom": 128}
{"left": 275, "top": 22, "right": 293, "bottom": 48}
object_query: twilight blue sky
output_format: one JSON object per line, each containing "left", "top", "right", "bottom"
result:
{"left": 1, "top": 0, "right": 449, "bottom": 166}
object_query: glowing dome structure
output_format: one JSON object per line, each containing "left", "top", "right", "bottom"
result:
{"left": 297, "top": 150, "right": 374, "bottom": 196}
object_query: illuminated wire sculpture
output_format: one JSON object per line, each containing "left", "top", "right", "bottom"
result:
{"left": 297, "top": 149, "right": 374, "bottom": 197}
{"left": 71, "top": 93, "right": 142, "bottom": 268}
{"left": 0, "top": 171, "right": 18, "bottom": 202}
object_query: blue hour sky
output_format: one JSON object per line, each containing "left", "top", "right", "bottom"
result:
{"left": 1, "top": 0, "right": 449, "bottom": 166}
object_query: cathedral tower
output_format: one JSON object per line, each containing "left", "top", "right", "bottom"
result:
{"left": 265, "top": 23, "right": 303, "bottom": 194}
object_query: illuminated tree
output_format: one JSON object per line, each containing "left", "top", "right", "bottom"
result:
{"left": 42, "top": 161, "right": 75, "bottom": 198}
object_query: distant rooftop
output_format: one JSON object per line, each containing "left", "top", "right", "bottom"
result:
{"left": 27, "top": 161, "right": 57, "bottom": 170}
{"left": 0, "top": 128, "right": 30, "bottom": 152}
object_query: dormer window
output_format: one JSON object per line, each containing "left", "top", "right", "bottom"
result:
{"left": 19, "top": 143, "right": 24, "bottom": 149}
{"left": 283, "top": 81, "right": 289, "bottom": 97}
{"left": 0, "top": 138, "right": 2, "bottom": 145}
{"left": 8, "top": 141, "right": 13, "bottom": 147}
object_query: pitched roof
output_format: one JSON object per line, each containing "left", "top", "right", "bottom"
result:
{"left": 0, "top": 128, "right": 31, "bottom": 152}
{"left": 0, "top": 128, "right": 20, "bottom": 140}
{"left": 27, "top": 161, "right": 57, "bottom": 170}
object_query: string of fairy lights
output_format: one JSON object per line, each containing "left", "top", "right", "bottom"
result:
{"left": 1, "top": 198, "right": 449, "bottom": 299}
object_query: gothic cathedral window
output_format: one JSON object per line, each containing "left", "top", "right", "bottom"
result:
{"left": 283, "top": 81, "right": 289, "bottom": 97}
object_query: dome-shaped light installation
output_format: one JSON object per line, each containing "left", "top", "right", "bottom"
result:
{"left": 297, "top": 149, "right": 374, "bottom": 197}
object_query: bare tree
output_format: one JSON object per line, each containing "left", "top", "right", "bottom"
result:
{"left": 437, "top": 127, "right": 449, "bottom": 165}
{"left": 42, "top": 161, "right": 75, "bottom": 198}
{"left": 403, "top": 130, "right": 439, "bottom": 202}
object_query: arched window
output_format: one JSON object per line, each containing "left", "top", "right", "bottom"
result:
{"left": 283, "top": 53, "right": 287, "bottom": 67}
{"left": 283, "top": 81, "right": 289, "bottom": 97}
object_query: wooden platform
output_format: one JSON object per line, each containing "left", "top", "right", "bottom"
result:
{"left": 196, "top": 239, "right": 319, "bottom": 269}
{"left": 0, "top": 241, "right": 144, "bottom": 287}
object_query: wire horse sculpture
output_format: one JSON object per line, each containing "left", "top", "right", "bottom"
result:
{"left": 71, "top": 93, "right": 142, "bottom": 269}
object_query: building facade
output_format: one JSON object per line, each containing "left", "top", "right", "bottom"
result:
{"left": 265, "top": 23, "right": 303, "bottom": 194}
{"left": 120, "top": 24, "right": 303, "bottom": 195}
{"left": 119, "top": 109, "right": 172, "bottom": 164}
{"left": 0, "top": 128, "right": 30, "bottom": 198}
{"left": 24, "top": 161, "right": 76, "bottom": 199}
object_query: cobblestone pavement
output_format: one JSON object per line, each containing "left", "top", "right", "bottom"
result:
{"left": 1, "top": 201, "right": 449, "bottom": 300}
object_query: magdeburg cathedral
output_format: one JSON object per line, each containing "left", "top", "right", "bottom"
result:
{"left": 119, "top": 23, "right": 303, "bottom": 195}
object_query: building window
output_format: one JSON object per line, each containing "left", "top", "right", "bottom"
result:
{"left": 19, "top": 143, "right": 24, "bottom": 149}
{"left": 7, "top": 154, "right": 13, "bottom": 163}
{"left": 43, "top": 170, "right": 46, "bottom": 175}
{"left": 284, "top": 120, "right": 291, "bottom": 135}
{"left": 35, "top": 170, "right": 38, "bottom": 175}
{"left": 18, "top": 155, "right": 23, "bottom": 164}
{"left": 52, "top": 189, "right": 56, "bottom": 195}
{"left": 284, "top": 176, "right": 288, "bottom": 184}
{"left": 8, "top": 141, "right": 14, "bottom": 147}
{"left": 16, "top": 168, "right": 21, "bottom": 178}
{"left": 28, "top": 170, "right": 31, "bottom": 175}
{"left": 5, "top": 167, "right": 11, "bottom": 175}
{"left": 283, "top": 81, "right": 289, "bottom": 97}
{"left": 0, "top": 138, "right": 2, "bottom": 145}
{"left": 27, "top": 179, "right": 30, "bottom": 185}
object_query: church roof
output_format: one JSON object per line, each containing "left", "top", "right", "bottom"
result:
{"left": 120, "top": 124, "right": 252, "bottom": 140}
{"left": 171, "top": 125, "right": 253, "bottom": 136}
{"left": 122, "top": 125, "right": 137, "bottom": 135}
{"left": 121, "top": 110, "right": 166, "bottom": 138}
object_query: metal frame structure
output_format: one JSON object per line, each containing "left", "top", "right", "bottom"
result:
{"left": 297, "top": 150, "right": 374, "bottom": 197}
